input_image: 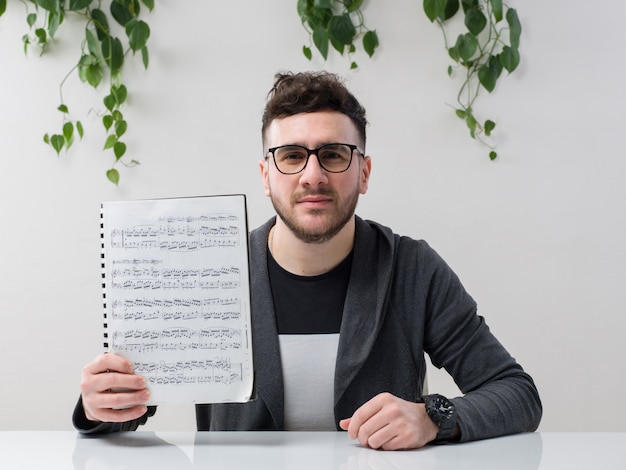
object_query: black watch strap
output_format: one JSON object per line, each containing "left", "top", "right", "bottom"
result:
{"left": 422, "top": 394, "right": 457, "bottom": 442}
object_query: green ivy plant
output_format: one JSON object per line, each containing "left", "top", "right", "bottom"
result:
{"left": 425, "top": 0, "right": 521, "bottom": 160}
{"left": 299, "top": 0, "right": 522, "bottom": 160}
{"left": 0, "top": 1, "right": 521, "bottom": 185}
{"left": 297, "top": 0, "right": 379, "bottom": 69}
{"left": 0, "top": 0, "right": 153, "bottom": 185}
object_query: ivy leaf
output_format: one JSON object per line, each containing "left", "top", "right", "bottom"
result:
{"left": 68, "top": 0, "right": 92, "bottom": 10}
{"left": 0, "top": 0, "right": 6, "bottom": 16}
{"left": 455, "top": 108, "right": 467, "bottom": 119}
{"left": 328, "top": 14, "right": 356, "bottom": 46}
{"left": 344, "top": 0, "right": 364, "bottom": 13}
{"left": 489, "top": 151, "right": 498, "bottom": 160}
{"left": 465, "top": 8, "right": 486, "bottom": 36}
{"left": 50, "top": 134, "right": 65, "bottom": 155}
{"left": 141, "top": 46, "right": 149, "bottom": 69}
{"left": 440, "top": 0, "right": 460, "bottom": 21}
{"left": 115, "top": 120, "right": 128, "bottom": 138}
{"left": 87, "top": 64, "right": 105, "bottom": 88}
{"left": 103, "top": 114, "right": 113, "bottom": 131}
{"left": 111, "top": 1, "right": 134, "bottom": 26}
{"left": 448, "top": 46, "right": 460, "bottom": 63}
{"left": 314, "top": 0, "right": 334, "bottom": 8}
{"left": 297, "top": 0, "right": 309, "bottom": 18}
{"left": 499, "top": 45, "right": 520, "bottom": 73}
{"left": 58, "top": 104, "right": 69, "bottom": 113}
{"left": 85, "top": 28, "right": 100, "bottom": 58}
{"left": 103, "top": 94, "right": 116, "bottom": 112}
{"left": 48, "top": 10, "right": 63, "bottom": 38}
{"left": 312, "top": 25, "right": 329, "bottom": 60}
{"left": 350, "top": 61, "right": 358, "bottom": 69}
{"left": 63, "top": 122, "right": 74, "bottom": 145}
{"left": 23, "top": 35, "right": 31, "bottom": 55}
{"left": 423, "top": 0, "right": 446, "bottom": 22}
{"left": 454, "top": 33, "right": 477, "bottom": 62}
{"left": 101, "top": 34, "right": 124, "bottom": 75}
{"left": 363, "top": 30, "right": 379, "bottom": 57}
{"left": 112, "top": 84, "right": 127, "bottom": 105}
{"left": 35, "top": 0, "right": 60, "bottom": 12}
{"left": 35, "top": 28, "right": 47, "bottom": 46}
{"left": 484, "top": 119, "right": 496, "bottom": 136}
{"left": 113, "top": 141, "right": 127, "bottom": 160}
{"left": 104, "top": 134, "right": 118, "bottom": 150}
{"left": 303, "top": 45, "right": 313, "bottom": 60}
{"left": 126, "top": 20, "right": 150, "bottom": 52}
{"left": 26, "top": 13, "right": 37, "bottom": 27}
{"left": 140, "top": 0, "right": 155, "bottom": 11}
{"left": 506, "top": 8, "right": 521, "bottom": 49}
{"left": 76, "top": 121, "right": 84, "bottom": 139}
{"left": 80, "top": 57, "right": 104, "bottom": 88}
{"left": 107, "top": 168, "right": 120, "bottom": 185}
{"left": 464, "top": 109, "right": 477, "bottom": 139}
{"left": 330, "top": 36, "right": 345, "bottom": 55}
{"left": 490, "top": 0, "right": 503, "bottom": 22}
{"left": 461, "top": 0, "right": 479, "bottom": 13}
{"left": 478, "top": 55, "right": 502, "bottom": 92}
{"left": 90, "top": 9, "right": 110, "bottom": 41}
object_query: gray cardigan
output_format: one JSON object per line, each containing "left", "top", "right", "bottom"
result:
{"left": 74, "top": 216, "right": 542, "bottom": 441}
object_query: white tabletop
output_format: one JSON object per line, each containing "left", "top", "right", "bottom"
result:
{"left": 1, "top": 431, "right": 624, "bottom": 469}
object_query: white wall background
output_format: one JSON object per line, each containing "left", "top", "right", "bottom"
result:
{"left": 0, "top": 0, "right": 624, "bottom": 432}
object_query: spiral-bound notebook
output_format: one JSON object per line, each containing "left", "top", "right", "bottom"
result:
{"left": 100, "top": 194, "right": 254, "bottom": 405}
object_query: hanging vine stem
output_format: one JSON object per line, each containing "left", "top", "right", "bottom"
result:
{"left": 0, "top": 1, "right": 522, "bottom": 186}
{"left": 1, "top": 0, "right": 153, "bottom": 185}
{"left": 299, "top": 0, "right": 522, "bottom": 161}
{"left": 298, "top": 0, "right": 379, "bottom": 70}
{"left": 43, "top": 62, "right": 85, "bottom": 161}
{"left": 427, "top": 0, "right": 522, "bottom": 160}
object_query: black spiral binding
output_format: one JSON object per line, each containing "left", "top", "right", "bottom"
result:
{"left": 101, "top": 205, "right": 108, "bottom": 350}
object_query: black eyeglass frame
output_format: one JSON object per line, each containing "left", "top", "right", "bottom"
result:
{"left": 265, "top": 143, "right": 364, "bottom": 175}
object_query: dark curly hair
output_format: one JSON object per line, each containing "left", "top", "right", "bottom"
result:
{"left": 262, "top": 71, "right": 367, "bottom": 146}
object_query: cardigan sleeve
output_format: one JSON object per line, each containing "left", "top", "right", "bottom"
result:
{"left": 416, "top": 241, "right": 542, "bottom": 441}
{"left": 72, "top": 396, "right": 157, "bottom": 434}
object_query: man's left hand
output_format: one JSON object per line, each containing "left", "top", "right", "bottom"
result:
{"left": 339, "top": 392, "right": 439, "bottom": 450}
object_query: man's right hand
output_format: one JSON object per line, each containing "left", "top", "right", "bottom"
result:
{"left": 80, "top": 353, "right": 150, "bottom": 423}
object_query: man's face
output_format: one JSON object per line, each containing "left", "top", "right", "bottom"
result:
{"left": 260, "top": 111, "right": 371, "bottom": 244}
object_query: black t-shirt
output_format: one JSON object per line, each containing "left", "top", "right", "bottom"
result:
{"left": 268, "top": 250, "right": 353, "bottom": 334}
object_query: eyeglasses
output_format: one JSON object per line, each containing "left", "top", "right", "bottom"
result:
{"left": 266, "top": 143, "right": 363, "bottom": 175}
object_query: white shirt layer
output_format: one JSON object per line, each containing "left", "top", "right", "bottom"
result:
{"left": 278, "top": 333, "right": 339, "bottom": 431}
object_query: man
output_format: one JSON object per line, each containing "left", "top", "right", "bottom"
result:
{"left": 74, "top": 71, "right": 542, "bottom": 450}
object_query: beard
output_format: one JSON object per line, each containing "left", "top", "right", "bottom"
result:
{"left": 270, "top": 185, "right": 360, "bottom": 244}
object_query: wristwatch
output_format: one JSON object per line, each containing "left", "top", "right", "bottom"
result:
{"left": 422, "top": 394, "right": 457, "bottom": 442}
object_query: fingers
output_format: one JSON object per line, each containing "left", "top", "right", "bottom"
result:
{"left": 80, "top": 353, "right": 150, "bottom": 423}
{"left": 83, "top": 352, "right": 133, "bottom": 375}
{"left": 343, "top": 393, "right": 387, "bottom": 443}
{"left": 341, "top": 393, "right": 436, "bottom": 450}
{"left": 87, "top": 398, "right": 150, "bottom": 424}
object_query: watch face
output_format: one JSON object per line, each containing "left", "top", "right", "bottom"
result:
{"left": 433, "top": 396, "right": 454, "bottom": 417}
{"left": 426, "top": 395, "right": 456, "bottom": 441}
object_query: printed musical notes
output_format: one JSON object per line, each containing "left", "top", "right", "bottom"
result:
{"left": 101, "top": 195, "right": 253, "bottom": 405}
{"left": 110, "top": 214, "right": 240, "bottom": 250}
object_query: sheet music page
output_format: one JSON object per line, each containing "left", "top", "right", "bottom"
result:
{"left": 101, "top": 195, "right": 253, "bottom": 405}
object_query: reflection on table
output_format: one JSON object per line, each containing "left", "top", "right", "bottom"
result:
{"left": 71, "top": 431, "right": 544, "bottom": 469}
{"left": 1, "top": 431, "right": 625, "bottom": 470}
